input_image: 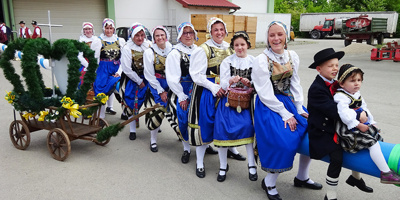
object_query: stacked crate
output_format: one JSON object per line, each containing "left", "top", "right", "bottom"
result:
{"left": 191, "top": 14, "right": 257, "bottom": 49}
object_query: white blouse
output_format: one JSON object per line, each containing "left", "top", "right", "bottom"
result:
{"left": 334, "top": 88, "right": 376, "bottom": 129}
{"left": 165, "top": 43, "right": 197, "bottom": 102}
{"left": 78, "top": 35, "right": 102, "bottom": 69}
{"left": 189, "top": 39, "right": 230, "bottom": 96}
{"left": 220, "top": 54, "right": 254, "bottom": 90}
{"left": 143, "top": 42, "right": 173, "bottom": 94}
{"left": 251, "top": 48, "right": 306, "bottom": 121}
{"left": 120, "top": 39, "right": 152, "bottom": 85}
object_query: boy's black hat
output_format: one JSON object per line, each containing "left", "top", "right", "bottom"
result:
{"left": 309, "top": 48, "right": 345, "bottom": 69}
{"left": 19, "top": 21, "right": 25, "bottom": 24}
{"left": 31, "top": 20, "right": 37, "bottom": 25}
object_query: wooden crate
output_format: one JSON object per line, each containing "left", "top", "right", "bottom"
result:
{"left": 218, "top": 14, "right": 234, "bottom": 33}
{"left": 245, "top": 16, "right": 257, "bottom": 33}
{"left": 191, "top": 14, "right": 219, "bottom": 31}
{"left": 234, "top": 16, "right": 246, "bottom": 32}
{"left": 224, "top": 32, "right": 234, "bottom": 44}
{"left": 248, "top": 33, "right": 256, "bottom": 49}
{"left": 195, "top": 31, "right": 209, "bottom": 46}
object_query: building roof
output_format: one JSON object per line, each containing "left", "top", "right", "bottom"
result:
{"left": 176, "top": 0, "right": 240, "bottom": 10}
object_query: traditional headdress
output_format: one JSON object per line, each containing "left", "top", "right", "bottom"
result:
{"left": 129, "top": 22, "right": 146, "bottom": 39}
{"left": 81, "top": 22, "right": 95, "bottom": 36}
{"left": 176, "top": 22, "right": 198, "bottom": 43}
{"left": 338, "top": 64, "right": 364, "bottom": 83}
{"left": 102, "top": 18, "right": 115, "bottom": 33}
{"left": 308, "top": 48, "right": 345, "bottom": 69}
{"left": 266, "top": 21, "right": 289, "bottom": 49}
{"left": 207, "top": 17, "right": 228, "bottom": 36}
{"left": 230, "top": 31, "right": 251, "bottom": 49}
{"left": 151, "top": 25, "right": 170, "bottom": 44}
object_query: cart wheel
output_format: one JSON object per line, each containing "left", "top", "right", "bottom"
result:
{"left": 9, "top": 120, "right": 31, "bottom": 150}
{"left": 47, "top": 128, "right": 71, "bottom": 161}
{"left": 94, "top": 118, "right": 111, "bottom": 146}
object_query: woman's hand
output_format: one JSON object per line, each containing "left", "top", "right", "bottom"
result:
{"left": 241, "top": 78, "right": 251, "bottom": 87}
{"left": 284, "top": 117, "right": 297, "bottom": 132}
{"left": 357, "top": 123, "right": 369, "bottom": 132}
{"left": 359, "top": 111, "right": 368, "bottom": 124}
{"left": 139, "top": 82, "right": 145, "bottom": 89}
{"left": 160, "top": 91, "right": 168, "bottom": 103}
{"left": 300, "top": 113, "right": 309, "bottom": 119}
{"left": 216, "top": 88, "right": 226, "bottom": 98}
{"left": 180, "top": 100, "right": 189, "bottom": 111}
{"left": 113, "top": 73, "right": 120, "bottom": 77}
{"left": 229, "top": 75, "right": 241, "bottom": 85}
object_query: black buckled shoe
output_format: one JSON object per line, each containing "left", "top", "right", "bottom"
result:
{"left": 248, "top": 165, "right": 258, "bottom": 181}
{"left": 129, "top": 132, "right": 136, "bottom": 140}
{"left": 150, "top": 143, "right": 158, "bottom": 152}
{"left": 196, "top": 164, "right": 205, "bottom": 178}
{"left": 324, "top": 195, "right": 337, "bottom": 200}
{"left": 181, "top": 151, "right": 190, "bottom": 164}
{"left": 121, "top": 113, "right": 128, "bottom": 120}
{"left": 106, "top": 107, "right": 117, "bottom": 115}
{"left": 261, "top": 178, "right": 282, "bottom": 200}
{"left": 217, "top": 164, "right": 229, "bottom": 182}
{"left": 205, "top": 146, "right": 218, "bottom": 154}
{"left": 346, "top": 175, "right": 373, "bottom": 193}
{"left": 294, "top": 177, "right": 323, "bottom": 190}
{"left": 227, "top": 149, "right": 246, "bottom": 161}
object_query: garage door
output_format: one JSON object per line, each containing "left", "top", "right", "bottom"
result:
{"left": 13, "top": 0, "right": 106, "bottom": 41}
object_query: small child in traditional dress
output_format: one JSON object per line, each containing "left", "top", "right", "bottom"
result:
{"left": 334, "top": 64, "right": 400, "bottom": 184}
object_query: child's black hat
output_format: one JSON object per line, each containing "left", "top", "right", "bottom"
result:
{"left": 309, "top": 48, "right": 345, "bottom": 69}
{"left": 338, "top": 64, "right": 364, "bottom": 83}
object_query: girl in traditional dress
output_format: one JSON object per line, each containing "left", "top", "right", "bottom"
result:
{"left": 189, "top": 17, "right": 245, "bottom": 178}
{"left": 120, "top": 23, "right": 152, "bottom": 140}
{"left": 213, "top": 31, "right": 257, "bottom": 182}
{"left": 165, "top": 22, "right": 198, "bottom": 163}
{"left": 93, "top": 18, "right": 126, "bottom": 119}
{"left": 252, "top": 21, "right": 322, "bottom": 200}
{"left": 143, "top": 26, "right": 172, "bottom": 152}
{"left": 78, "top": 22, "right": 101, "bottom": 88}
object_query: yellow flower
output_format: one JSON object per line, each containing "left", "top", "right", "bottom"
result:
{"left": 38, "top": 111, "right": 49, "bottom": 121}
{"left": 22, "top": 112, "right": 36, "bottom": 120}
{"left": 95, "top": 93, "right": 109, "bottom": 105}
{"left": 62, "top": 103, "right": 82, "bottom": 118}
{"left": 5, "top": 90, "right": 15, "bottom": 104}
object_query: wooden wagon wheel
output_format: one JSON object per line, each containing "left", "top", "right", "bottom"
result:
{"left": 94, "top": 118, "right": 111, "bottom": 146}
{"left": 9, "top": 120, "right": 31, "bottom": 150}
{"left": 47, "top": 128, "right": 71, "bottom": 161}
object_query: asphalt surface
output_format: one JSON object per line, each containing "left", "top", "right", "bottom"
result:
{"left": 0, "top": 38, "right": 399, "bottom": 199}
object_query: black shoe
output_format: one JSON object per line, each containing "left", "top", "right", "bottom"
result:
{"left": 106, "top": 107, "right": 117, "bottom": 115}
{"left": 346, "top": 175, "right": 373, "bottom": 193}
{"left": 181, "top": 151, "right": 190, "bottom": 164}
{"left": 324, "top": 195, "right": 337, "bottom": 200}
{"left": 196, "top": 164, "right": 205, "bottom": 178}
{"left": 217, "top": 164, "right": 229, "bottom": 182}
{"left": 248, "top": 165, "right": 258, "bottom": 181}
{"left": 150, "top": 143, "right": 158, "bottom": 152}
{"left": 261, "top": 178, "right": 282, "bottom": 200}
{"left": 227, "top": 149, "right": 246, "bottom": 161}
{"left": 121, "top": 113, "right": 128, "bottom": 120}
{"left": 158, "top": 129, "right": 162, "bottom": 133}
{"left": 294, "top": 177, "right": 323, "bottom": 190}
{"left": 129, "top": 132, "right": 136, "bottom": 140}
{"left": 205, "top": 146, "right": 218, "bottom": 154}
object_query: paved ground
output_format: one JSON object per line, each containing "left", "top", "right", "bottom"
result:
{"left": 0, "top": 38, "right": 399, "bottom": 200}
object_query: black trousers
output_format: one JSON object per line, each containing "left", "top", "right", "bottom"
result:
{"left": 327, "top": 148, "right": 343, "bottom": 178}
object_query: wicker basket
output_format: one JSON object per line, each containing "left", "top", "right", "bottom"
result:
{"left": 85, "top": 89, "right": 95, "bottom": 104}
{"left": 227, "top": 86, "right": 253, "bottom": 109}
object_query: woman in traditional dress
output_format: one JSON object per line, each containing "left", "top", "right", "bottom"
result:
{"left": 252, "top": 21, "right": 322, "bottom": 200}
{"left": 189, "top": 17, "right": 246, "bottom": 178}
{"left": 93, "top": 18, "right": 126, "bottom": 119}
{"left": 213, "top": 31, "right": 257, "bottom": 182}
{"left": 78, "top": 22, "right": 101, "bottom": 88}
{"left": 120, "top": 23, "right": 152, "bottom": 140}
{"left": 143, "top": 26, "right": 172, "bottom": 152}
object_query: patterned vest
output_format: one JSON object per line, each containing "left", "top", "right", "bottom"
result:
{"left": 100, "top": 38, "right": 121, "bottom": 61}
{"left": 336, "top": 91, "right": 362, "bottom": 109}
{"left": 267, "top": 52, "right": 294, "bottom": 96}
{"left": 229, "top": 64, "right": 252, "bottom": 81}
{"left": 176, "top": 49, "right": 190, "bottom": 77}
{"left": 131, "top": 49, "right": 145, "bottom": 76}
{"left": 200, "top": 43, "right": 233, "bottom": 76}
{"left": 150, "top": 47, "right": 166, "bottom": 75}
{"left": 32, "top": 27, "right": 42, "bottom": 39}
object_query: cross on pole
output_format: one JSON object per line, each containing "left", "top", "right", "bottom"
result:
{"left": 37, "top": 10, "right": 63, "bottom": 97}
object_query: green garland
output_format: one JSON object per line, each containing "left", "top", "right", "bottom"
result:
{"left": 96, "top": 123, "right": 124, "bottom": 142}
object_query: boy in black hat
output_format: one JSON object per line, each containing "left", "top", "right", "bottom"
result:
{"left": 307, "top": 48, "right": 372, "bottom": 200}
{"left": 18, "top": 21, "right": 31, "bottom": 39}
{"left": 31, "top": 20, "right": 42, "bottom": 39}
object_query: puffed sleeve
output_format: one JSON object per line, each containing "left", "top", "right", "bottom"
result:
{"left": 361, "top": 97, "right": 376, "bottom": 125}
{"left": 116, "top": 37, "right": 127, "bottom": 76}
{"left": 144, "top": 48, "right": 164, "bottom": 94}
{"left": 77, "top": 52, "right": 89, "bottom": 70}
{"left": 219, "top": 56, "right": 231, "bottom": 90}
{"left": 251, "top": 54, "right": 293, "bottom": 121}
{"left": 189, "top": 46, "right": 221, "bottom": 96}
{"left": 166, "top": 49, "right": 187, "bottom": 102}
{"left": 288, "top": 51, "right": 306, "bottom": 114}
{"left": 334, "top": 92, "right": 359, "bottom": 129}
{"left": 90, "top": 38, "right": 102, "bottom": 64}
{"left": 120, "top": 45, "right": 143, "bottom": 85}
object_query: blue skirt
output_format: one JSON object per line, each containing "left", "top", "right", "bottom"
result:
{"left": 214, "top": 97, "right": 254, "bottom": 147}
{"left": 197, "top": 84, "right": 218, "bottom": 144}
{"left": 148, "top": 78, "right": 169, "bottom": 107}
{"left": 174, "top": 79, "right": 193, "bottom": 141}
{"left": 94, "top": 60, "right": 120, "bottom": 95}
{"left": 124, "top": 75, "right": 148, "bottom": 110}
{"left": 254, "top": 94, "right": 308, "bottom": 173}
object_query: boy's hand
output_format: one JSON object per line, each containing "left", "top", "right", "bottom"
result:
{"left": 359, "top": 111, "right": 368, "bottom": 123}
{"left": 357, "top": 123, "right": 369, "bottom": 132}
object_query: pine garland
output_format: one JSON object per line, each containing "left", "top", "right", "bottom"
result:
{"left": 96, "top": 123, "right": 124, "bottom": 142}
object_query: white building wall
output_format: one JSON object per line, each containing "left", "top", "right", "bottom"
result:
{"left": 232, "top": 0, "right": 268, "bottom": 14}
